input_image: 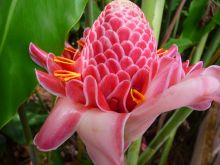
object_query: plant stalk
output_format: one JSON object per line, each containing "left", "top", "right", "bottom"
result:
{"left": 141, "top": 0, "right": 165, "bottom": 42}
{"left": 204, "top": 27, "right": 220, "bottom": 66}
{"left": 191, "top": 32, "right": 209, "bottom": 64}
{"left": 158, "top": 129, "right": 177, "bottom": 165}
{"left": 126, "top": 137, "right": 142, "bottom": 165}
{"left": 18, "top": 105, "right": 39, "bottom": 165}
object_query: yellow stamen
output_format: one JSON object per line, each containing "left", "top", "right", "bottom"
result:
{"left": 54, "top": 56, "right": 75, "bottom": 65}
{"left": 130, "top": 88, "right": 145, "bottom": 104}
{"left": 157, "top": 48, "right": 168, "bottom": 57}
{"left": 54, "top": 70, "right": 81, "bottom": 81}
{"left": 77, "top": 39, "right": 85, "bottom": 48}
{"left": 64, "top": 47, "right": 77, "bottom": 53}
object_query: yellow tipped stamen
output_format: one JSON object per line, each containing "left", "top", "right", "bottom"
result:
{"left": 157, "top": 48, "right": 168, "bottom": 57}
{"left": 54, "top": 56, "right": 75, "bottom": 65}
{"left": 130, "top": 88, "right": 145, "bottom": 104}
{"left": 77, "top": 39, "right": 85, "bottom": 48}
{"left": 54, "top": 70, "right": 81, "bottom": 81}
{"left": 64, "top": 47, "right": 77, "bottom": 54}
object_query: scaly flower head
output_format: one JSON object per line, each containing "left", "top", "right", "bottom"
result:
{"left": 29, "top": 0, "right": 220, "bottom": 164}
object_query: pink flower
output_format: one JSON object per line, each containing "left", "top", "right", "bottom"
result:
{"left": 29, "top": 0, "right": 220, "bottom": 164}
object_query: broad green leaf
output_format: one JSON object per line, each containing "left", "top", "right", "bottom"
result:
{"left": 0, "top": 0, "right": 88, "bottom": 128}
{"left": 182, "top": 0, "right": 208, "bottom": 42}
{"left": 182, "top": 0, "right": 219, "bottom": 43}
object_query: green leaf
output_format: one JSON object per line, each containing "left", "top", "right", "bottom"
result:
{"left": 170, "top": 0, "right": 182, "bottom": 11}
{"left": 163, "top": 38, "right": 193, "bottom": 53}
{"left": 182, "top": 0, "right": 208, "bottom": 42}
{"left": 213, "top": 9, "right": 220, "bottom": 25}
{"left": 182, "top": 0, "right": 219, "bottom": 43}
{"left": 93, "top": 1, "right": 101, "bottom": 21}
{"left": 0, "top": 0, "right": 88, "bottom": 128}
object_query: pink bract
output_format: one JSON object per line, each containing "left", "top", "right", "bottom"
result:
{"left": 29, "top": 0, "right": 220, "bottom": 164}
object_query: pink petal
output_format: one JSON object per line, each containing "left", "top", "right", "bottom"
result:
{"left": 95, "top": 53, "right": 107, "bottom": 64}
{"left": 99, "top": 74, "right": 119, "bottom": 97}
{"left": 121, "top": 41, "right": 133, "bottom": 55}
{"left": 77, "top": 110, "right": 130, "bottom": 165}
{"left": 46, "top": 53, "right": 62, "bottom": 74}
{"left": 83, "top": 65, "right": 101, "bottom": 82}
{"left": 131, "top": 69, "right": 149, "bottom": 92}
{"left": 105, "top": 30, "right": 120, "bottom": 45}
{"left": 35, "top": 70, "right": 65, "bottom": 97}
{"left": 112, "top": 43, "right": 125, "bottom": 60}
{"left": 66, "top": 79, "right": 85, "bottom": 104}
{"left": 104, "top": 49, "right": 118, "bottom": 60}
{"left": 129, "top": 47, "right": 142, "bottom": 63}
{"left": 109, "top": 17, "right": 122, "bottom": 31}
{"left": 34, "top": 98, "right": 82, "bottom": 151}
{"left": 97, "top": 63, "right": 110, "bottom": 78}
{"left": 188, "top": 100, "right": 212, "bottom": 110}
{"left": 107, "top": 80, "right": 131, "bottom": 113}
{"left": 125, "top": 75, "right": 220, "bottom": 144}
{"left": 117, "top": 70, "right": 130, "bottom": 81}
{"left": 147, "top": 63, "right": 177, "bottom": 97}
{"left": 117, "top": 27, "right": 131, "bottom": 42}
{"left": 106, "top": 59, "right": 121, "bottom": 73}
{"left": 83, "top": 76, "right": 110, "bottom": 111}
{"left": 99, "top": 36, "right": 112, "bottom": 52}
{"left": 120, "top": 56, "right": 133, "bottom": 70}
{"left": 125, "top": 65, "right": 139, "bottom": 78}
{"left": 29, "top": 43, "right": 49, "bottom": 68}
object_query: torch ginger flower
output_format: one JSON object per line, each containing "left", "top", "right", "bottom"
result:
{"left": 29, "top": 0, "right": 220, "bottom": 164}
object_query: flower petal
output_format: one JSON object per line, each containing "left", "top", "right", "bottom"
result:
{"left": 83, "top": 76, "right": 110, "bottom": 111}
{"left": 125, "top": 74, "right": 220, "bottom": 144}
{"left": 29, "top": 43, "right": 49, "bottom": 68}
{"left": 34, "top": 98, "right": 82, "bottom": 151}
{"left": 77, "top": 110, "right": 130, "bottom": 165}
{"left": 35, "top": 70, "right": 65, "bottom": 97}
{"left": 46, "top": 53, "right": 62, "bottom": 74}
{"left": 66, "top": 79, "right": 85, "bottom": 104}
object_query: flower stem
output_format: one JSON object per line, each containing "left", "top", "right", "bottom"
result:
{"left": 85, "top": 0, "right": 94, "bottom": 27}
{"left": 18, "top": 105, "right": 39, "bottom": 165}
{"left": 141, "top": 0, "right": 165, "bottom": 42}
{"left": 126, "top": 137, "right": 142, "bottom": 165}
{"left": 203, "top": 27, "right": 220, "bottom": 66}
{"left": 191, "top": 32, "right": 209, "bottom": 64}
{"left": 158, "top": 129, "right": 177, "bottom": 165}
{"left": 138, "top": 108, "right": 192, "bottom": 165}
